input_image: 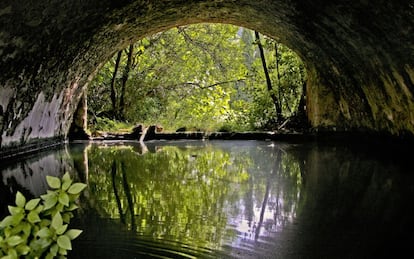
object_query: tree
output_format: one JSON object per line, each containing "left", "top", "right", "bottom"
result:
{"left": 110, "top": 51, "right": 122, "bottom": 117}
{"left": 88, "top": 23, "right": 306, "bottom": 132}
{"left": 119, "top": 44, "right": 134, "bottom": 120}
{"left": 254, "top": 31, "right": 283, "bottom": 122}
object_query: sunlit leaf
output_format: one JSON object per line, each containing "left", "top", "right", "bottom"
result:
{"left": 58, "top": 192, "right": 69, "bottom": 207}
{"left": 59, "top": 246, "right": 68, "bottom": 255}
{"left": 67, "top": 183, "right": 87, "bottom": 195}
{"left": 0, "top": 216, "right": 13, "bottom": 228}
{"left": 27, "top": 211, "right": 41, "bottom": 224}
{"left": 15, "top": 192, "right": 26, "bottom": 208}
{"left": 57, "top": 235, "right": 72, "bottom": 250}
{"left": 25, "top": 198, "right": 41, "bottom": 211}
{"left": 67, "top": 204, "right": 78, "bottom": 211}
{"left": 46, "top": 176, "right": 61, "bottom": 189}
{"left": 61, "top": 179, "right": 73, "bottom": 191}
{"left": 40, "top": 219, "right": 51, "bottom": 228}
{"left": 8, "top": 206, "right": 23, "bottom": 216}
{"left": 42, "top": 195, "right": 58, "bottom": 211}
{"left": 49, "top": 243, "right": 59, "bottom": 256}
{"left": 6, "top": 235, "right": 23, "bottom": 246}
{"left": 5, "top": 248, "right": 18, "bottom": 259}
{"left": 51, "top": 212, "right": 63, "bottom": 230}
{"left": 16, "top": 244, "right": 30, "bottom": 255}
{"left": 36, "top": 227, "right": 51, "bottom": 238}
{"left": 56, "top": 224, "right": 68, "bottom": 235}
{"left": 65, "top": 229, "right": 82, "bottom": 240}
{"left": 62, "top": 172, "right": 71, "bottom": 183}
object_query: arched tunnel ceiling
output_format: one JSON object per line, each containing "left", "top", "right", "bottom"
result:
{"left": 0, "top": 0, "right": 413, "bottom": 152}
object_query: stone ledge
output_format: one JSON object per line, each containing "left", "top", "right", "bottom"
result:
{"left": 0, "top": 137, "right": 65, "bottom": 162}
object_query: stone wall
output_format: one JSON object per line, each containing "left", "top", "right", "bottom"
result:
{"left": 0, "top": 0, "right": 413, "bottom": 154}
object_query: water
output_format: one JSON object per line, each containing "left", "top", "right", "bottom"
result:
{"left": 1, "top": 140, "right": 413, "bottom": 258}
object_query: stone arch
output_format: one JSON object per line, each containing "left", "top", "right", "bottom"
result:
{"left": 0, "top": 1, "right": 413, "bottom": 153}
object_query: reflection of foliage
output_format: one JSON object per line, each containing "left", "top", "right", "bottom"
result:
{"left": 86, "top": 142, "right": 302, "bottom": 250}
{"left": 0, "top": 173, "right": 86, "bottom": 258}
{"left": 87, "top": 144, "right": 250, "bottom": 250}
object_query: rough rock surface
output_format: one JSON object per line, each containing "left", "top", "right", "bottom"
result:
{"left": 0, "top": 1, "right": 413, "bottom": 154}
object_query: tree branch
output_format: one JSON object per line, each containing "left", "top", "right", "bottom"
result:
{"left": 144, "top": 78, "right": 248, "bottom": 97}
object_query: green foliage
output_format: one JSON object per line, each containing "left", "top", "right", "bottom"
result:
{"left": 0, "top": 173, "right": 86, "bottom": 258}
{"left": 88, "top": 23, "right": 306, "bottom": 132}
{"left": 91, "top": 117, "right": 133, "bottom": 133}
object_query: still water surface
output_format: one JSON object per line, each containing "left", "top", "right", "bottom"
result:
{"left": 1, "top": 140, "right": 413, "bottom": 258}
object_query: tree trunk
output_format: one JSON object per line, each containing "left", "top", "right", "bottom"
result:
{"left": 254, "top": 31, "right": 282, "bottom": 121}
{"left": 119, "top": 44, "right": 134, "bottom": 120}
{"left": 110, "top": 51, "right": 122, "bottom": 118}
{"left": 275, "top": 43, "right": 290, "bottom": 113}
{"left": 297, "top": 80, "right": 308, "bottom": 122}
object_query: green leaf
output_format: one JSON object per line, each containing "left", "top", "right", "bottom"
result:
{"left": 55, "top": 203, "right": 64, "bottom": 212}
{"left": 67, "top": 204, "right": 79, "bottom": 211}
{"left": 25, "top": 198, "right": 41, "bottom": 211}
{"left": 6, "top": 235, "right": 23, "bottom": 246}
{"left": 8, "top": 206, "right": 23, "bottom": 216}
{"left": 61, "top": 179, "right": 72, "bottom": 191}
{"left": 58, "top": 192, "right": 69, "bottom": 207}
{"left": 42, "top": 195, "right": 58, "bottom": 211}
{"left": 4, "top": 248, "right": 17, "bottom": 259}
{"left": 57, "top": 235, "right": 72, "bottom": 250}
{"left": 62, "top": 172, "right": 71, "bottom": 183}
{"left": 35, "top": 204, "right": 44, "bottom": 214}
{"left": 67, "top": 183, "right": 87, "bottom": 195}
{"left": 65, "top": 229, "right": 83, "bottom": 240}
{"left": 56, "top": 224, "right": 68, "bottom": 235}
{"left": 46, "top": 176, "right": 61, "bottom": 189}
{"left": 0, "top": 216, "right": 14, "bottom": 228}
{"left": 15, "top": 192, "right": 26, "bottom": 208}
{"left": 36, "top": 228, "right": 51, "bottom": 238}
{"left": 51, "top": 212, "right": 63, "bottom": 230}
{"left": 59, "top": 246, "right": 68, "bottom": 255}
{"left": 27, "top": 211, "right": 41, "bottom": 224}
{"left": 16, "top": 244, "right": 31, "bottom": 255}
{"left": 49, "top": 244, "right": 59, "bottom": 256}
{"left": 40, "top": 192, "right": 55, "bottom": 202}
{"left": 40, "top": 219, "right": 51, "bottom": 228}
{"left": 22, "top": 222, "right": 31, "bottom": 237}
{"left": 62, "top": 212, "right": 73, "bottom": 223}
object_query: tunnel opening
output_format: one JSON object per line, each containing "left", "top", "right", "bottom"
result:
{"left": 80, "top": 23, "right": 308, "bottom": 139}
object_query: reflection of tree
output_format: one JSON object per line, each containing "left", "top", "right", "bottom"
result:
{"left": 85, "top": 142, "right": 303, "bottom": 250}
{"left": 255, "top": 148, "right": 282, "bottom": 240}
{"left": 255, "top": 171, "right": 271, "bottom": 240}
{"left": 111, "top": 161, "right": 125, "bottom": 224}
{"left": 238, "top": 144, "right": 302, "bottom": 241}
{"left": 86, "top": 144, "right": 251, "bottom": 250}
{"left": 121, "top": 161, "right": 136, "bottom": 229}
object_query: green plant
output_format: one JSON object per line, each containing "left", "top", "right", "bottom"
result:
{"left": 0, "top": 173, "right": 87, "bottom": 259}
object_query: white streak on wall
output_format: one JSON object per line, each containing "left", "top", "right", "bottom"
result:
{"left": 1, "top": 91, "right": 64, "bottom": 147}
{"left": 0, "top": 85, "right": 15, "bottom": 111}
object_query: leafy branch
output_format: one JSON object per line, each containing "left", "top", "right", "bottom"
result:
{"left": 145, "top": 78, "right": 248, "bottom": 98}
{"left": 0, "top": 173, "right": 87, "bottom": 259}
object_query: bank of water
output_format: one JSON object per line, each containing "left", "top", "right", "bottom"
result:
{"left": 1, "top": 140, "right": 413, "bottom": 258}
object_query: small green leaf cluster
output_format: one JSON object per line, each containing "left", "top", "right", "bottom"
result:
{"left": 0, "top": 173, "right": 87, "bottom": 258}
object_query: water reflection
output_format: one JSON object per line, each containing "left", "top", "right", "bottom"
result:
{"left": 1, "top": 140, "right": 413, "bottom": 258}
{"left": 81, "top": 141, "right": 301, "bottom": 256}
{"left": 0, "top": 147, "right": 73, "bottom": 217}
